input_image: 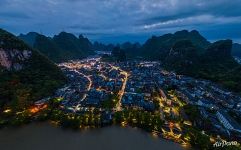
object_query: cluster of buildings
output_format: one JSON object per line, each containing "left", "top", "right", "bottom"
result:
{"left": 155, "top": 69, "right": 241, "bottom": 140}
{"left": 119, "top": 62, "right": 161, "bottom": 111}
{"left": 56, "top": 57, "right": 125, "bottom": 110}
{"left": 56, "top": 57, "right": 241, "bottom": 140}
{"left": 114, "top": 60, "right": 241, "bottom": 140}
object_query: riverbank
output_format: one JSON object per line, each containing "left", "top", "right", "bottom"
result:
{"left": 0, "top": 122, "right": 184, "bottom": 150}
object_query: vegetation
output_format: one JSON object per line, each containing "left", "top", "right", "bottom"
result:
{"left": 1, "top": 28, "right": 241, "bottom": 149}
{"left": 92, "top": 41, "right": 115, "bottom": 51}
{"left": 140, "top": 30, "right": 210, "bottom": 60}
{"left": 18, "top": 30, "right": 241, "bottom": 94}
{"left": 183, "top": 104, "right": 200, "bottom": 123}
{"left": 101, "top": 46, "right": 127, "bottom": 62}
{"left": 199, "top": 41, "right": 241, "bottom": 93}
{"left": 19, "top": 32, "right": 95, "bottom": 62}
{"left": 51, "top": 110, "right": 102, "bottom": 129}
{"left": 0, "top": 29, "right": 66, "bottom": 110}
{"left": 232, "top": 43, "right": 241, "bottom": 57}
{"left": 100, "top": 54, "right": 115, "bottom": 62}
{"left": 163, "top": 38, "right": 241, "bottom": 93}
{"left": 163, "top": 40, "right": 199, "bottom": 74}
{"left": 120, "top": 42, "right": 141, "bottom": 58}
{"left": 118, "top": 30, "right": 241, "bottom": 93}
{"left": 111, "top": 46, "right": 127, "bottom": 62}
{"left": 113, "top": 109, "right": 164, "bottom": 132}
{"left": 186, "top": 127, "right": 211, "bottom": 149}
{"left": 100, "top": 94, "right": 118, "bottom": 109}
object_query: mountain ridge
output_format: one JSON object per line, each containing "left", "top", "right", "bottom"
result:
{"left": 164, "top": 38, "right": 241, "bottom": 93}
{"left": 19, "top": 32, "right": 95, "bottom": 62}
{"left": 139, "top": 30, "right": 211, "bottom": 60}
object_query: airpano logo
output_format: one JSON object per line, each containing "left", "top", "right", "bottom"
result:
{"left": 213, "top": 140, "right": 240, "bottom": 148}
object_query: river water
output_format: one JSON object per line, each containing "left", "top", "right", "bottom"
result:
{"left": 0, "top": 123, "right": 184, "bottom": 150}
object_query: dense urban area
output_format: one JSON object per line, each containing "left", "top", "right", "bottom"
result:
{"left": 1, "top": 52, "right": 241, "bottom": 149}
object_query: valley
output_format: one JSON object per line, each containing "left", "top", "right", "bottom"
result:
{"left": 2, "top": 54, "right": 239, "bottom": 148}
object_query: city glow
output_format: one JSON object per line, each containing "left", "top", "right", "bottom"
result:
{"left": 3, "top": 109, "right": 11, "bottom": 113}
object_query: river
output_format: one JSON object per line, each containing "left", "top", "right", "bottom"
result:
{"left": 0, "top": 123, "right": 185, "bottom": 150}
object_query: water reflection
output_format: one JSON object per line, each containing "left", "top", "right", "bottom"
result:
{"left": 0, "top": 123, "right": 184, "bottom": 150}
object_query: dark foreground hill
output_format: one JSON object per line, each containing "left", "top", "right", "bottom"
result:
{"left": 0, "top": 29, "right": 66, "bottom": 110}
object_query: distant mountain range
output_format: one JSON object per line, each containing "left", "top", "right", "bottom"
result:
{"left": 19, "top": 30, "right": 241, "bottom": 62}
{"left": 92, "top": 42, "right": 115, "bottom": 52}
{"left": 0, "top": 29, "right": 66, "bottom": 109}
{"left": 19, "top": 32, "right": 95, "bottom": 62}
{"left": 3, "top": 28, "right": 241, "bottom": 96}
{"left": 100, "top": 30, "right": 241, "bottom": 93}
{"left": 139, "top": 30, "right": 211, "bottom": 60}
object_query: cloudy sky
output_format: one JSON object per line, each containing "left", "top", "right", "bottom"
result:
{"left": 1, "top": 0, "right": 241, "bottom": 43}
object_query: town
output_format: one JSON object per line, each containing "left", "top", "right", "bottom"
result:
{"left": 32, "top": 54, "right": 240, "bottom": 146}
{"left": 1, "top": 53, "right": 241, "bottom": 148}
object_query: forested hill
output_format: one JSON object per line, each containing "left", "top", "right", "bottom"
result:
{"left": 139, "top": 30, "right": 210, "bottom": 60}
{"left": 163, "top": 38, "right": 241, "bottom": 93}
{"left": 0, "top": 29, "right": 66, "bottom": 110}
{"left": 19, "top": 32, "right": 95, "bottom": 62}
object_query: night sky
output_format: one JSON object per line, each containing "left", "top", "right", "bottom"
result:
{"left": 1, "top": 0, "right": 241, "bottom": 43}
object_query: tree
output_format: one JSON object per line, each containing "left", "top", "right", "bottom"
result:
{"left": 111, "top": 46, "right": 126, "bottom": 62}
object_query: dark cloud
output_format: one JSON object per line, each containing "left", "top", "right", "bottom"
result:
{"left": 0, "top": 12, "right": 31, "bottom": 19}
{"left": 0, "top": 0, "right": 240, "bottom": 43}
